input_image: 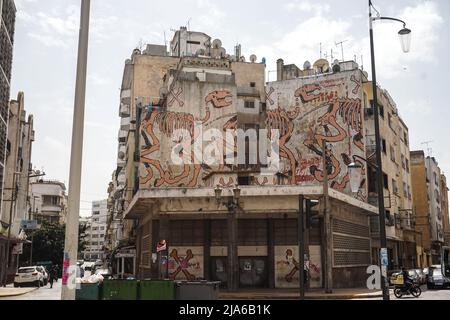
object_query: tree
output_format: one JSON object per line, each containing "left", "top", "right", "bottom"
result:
{"left": 21, "top": 221, "right": 87, "bottom": 267}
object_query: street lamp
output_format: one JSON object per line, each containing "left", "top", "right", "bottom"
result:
{"left": 363, "top": 1, "right": 412, "bottom": 301}
{"left": 215, "top": 185, "right": 241, "bottom": 291}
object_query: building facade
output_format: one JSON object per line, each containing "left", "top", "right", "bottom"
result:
{"left": 83, "top": 200, "right": 108, "bottom": 261}
{"left": 0, "top": 0, "right": 16, "bottom": 285}
{"left": 29, "top": 180, "right": 67, "bottom": 225}
{"left": 411, "top": 151, "right": 446, "bottom": 266}
{"left": 442, "top": 175, "right": 450, "bottom": 246}
{"left": 107, "top": 28, "right": 395, "bottom": 291}
{"left": 0, "top": 92, "right": 34, "bottom": 284}
{"left": 363, "top": 84, "right": 415, "bottom": 270}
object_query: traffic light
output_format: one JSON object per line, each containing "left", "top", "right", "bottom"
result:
{"left": 306, "top": 199, "right": 320, "bottom": 229}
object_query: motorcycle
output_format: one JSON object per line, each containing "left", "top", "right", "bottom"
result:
{"left": 394, "top": 281, "right": 422, "bottom": 299}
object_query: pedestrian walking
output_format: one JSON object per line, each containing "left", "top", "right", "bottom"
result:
{"left": 49, "top": 266, "right": 57, "bottom": 288}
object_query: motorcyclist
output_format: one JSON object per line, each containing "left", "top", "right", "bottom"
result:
{"left": 401, "top": 267, "right": 413, "bottom": 292}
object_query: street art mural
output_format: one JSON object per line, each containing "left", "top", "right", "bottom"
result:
{"left": 139, "top": 83, "right": 237, "bottom": 189}
{"left": 265, "top": 70, "right": 367, "bottom": 199}
{"left": 168, "top": 247, "right": 204, "bottom": 280}
{"left": 138, "top": 70, "right": 367, "bottom": 199}
{"left": 275, "top": 246, "right": 322, "bottom": 289}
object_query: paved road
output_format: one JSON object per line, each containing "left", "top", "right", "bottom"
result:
{"left": 0, "top": 280, "right": 62, "bottom": 300}
{"left": 356, "top": 286, "right": 450, "bottom": 300}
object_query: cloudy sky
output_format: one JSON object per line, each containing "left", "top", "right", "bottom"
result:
{"left": 11, "top": 0, "right": 449, "bottom": 216}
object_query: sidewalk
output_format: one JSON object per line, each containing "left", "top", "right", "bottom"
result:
{"left": 0, "top": 286, "right": 38, "bottom": 298}
{"left": 219, "top": 288, "right": 383, "bottom": 300}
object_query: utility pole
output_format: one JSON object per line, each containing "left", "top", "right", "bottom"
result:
{"left": 298, "top": 195, "right": 305, "bottom": 300}
{"left": 322, "top": 140, "right": 333, "bottom": 293}
{"left": 61, "top": 0, "right": 90, "bottom": 300}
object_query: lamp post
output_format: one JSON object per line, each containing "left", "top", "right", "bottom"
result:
{"left": 215, "top": 185, "right": 240, "bottom": 292}
{"left": 61, "top": 0, "right": 90, "bottom": 301}
{"left": 368, "top": 0, "right": 412, "bottom": 301}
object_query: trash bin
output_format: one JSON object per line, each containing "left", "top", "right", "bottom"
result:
{"left": 175, "top": 281, "right": 221, "bottom": 300}
{"left": 139, "top": 280, "right": 175, "bottom": 300}
{"left": 75, "top": 283, "right": 101, "bottom": 300}
{"left": 102, "top": 280, "right": 139, "bottom": 300}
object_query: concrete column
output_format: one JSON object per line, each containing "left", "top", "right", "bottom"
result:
{"left": 276, "top": 59, "right": 284, "bottom": 81}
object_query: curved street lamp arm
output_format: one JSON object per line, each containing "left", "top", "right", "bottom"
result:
{"left": 352, "top": 154, "right": 379, "bottom": 170}
{"left": 372, "top": 16, "right": 407, "bottom": 28}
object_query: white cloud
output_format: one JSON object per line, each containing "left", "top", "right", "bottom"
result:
{"left": 285, "top": 0, "right": 331, "bottom": 15}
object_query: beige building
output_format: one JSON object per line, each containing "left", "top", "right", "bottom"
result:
{"left": 0, "top": 92, "right": 34, "bottom": 284}
{"left": 411, "top": 151, "right": 446, "bottom": 266}
{"left": 442, "top": 175, "right": 450, "bottom": 246}
{"left": 30, "top": 180, "right": 67, "bottom": 225}
{"left": 363, "top": 84, "right": 416, "bottom": 269}
{"left": 108, "top": 28, "right": 394, "bottom": 290}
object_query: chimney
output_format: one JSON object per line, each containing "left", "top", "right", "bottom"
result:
{"left": 277, "top": 59, "right": 284, "bottom": 81}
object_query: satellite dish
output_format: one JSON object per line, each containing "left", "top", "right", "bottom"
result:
{"left": 332, "top": 64, "right": 341, "bottom": 73}
{"left": 196, "top": 48, "right": 206, "bottom": 56}
{"left": 363, "top": 71, "right": 369, "bottom": 78}
{"left": 218, "top": 48, "right": 226, "bottom": 57}
{"left": 250, "top": 54, "right": 257, "bottom": 63}
{"left": 204, "top": 39, "right": 211, "bottom": 48}
{"left": 118, "top": 151, "right": 125, "bottom": 160}
{"left": 212, "top": 39, "right": 222, "bottom": 49}
{"left": 240, "top": 56, "right": 246, "bottom": 62}
{"left": 303, "top": 61, "right": 312, "bottom": 70}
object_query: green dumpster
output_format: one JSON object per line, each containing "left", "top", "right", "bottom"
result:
{"left": 75, "top": 283, "right": 101, "bottom": 300}
{"left": 139, "top": 280, "right": 175, "bottom": 300}
{"left": 102, "top": 280, "right": 139, "bottom": 300}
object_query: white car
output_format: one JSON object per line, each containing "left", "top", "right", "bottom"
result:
{"left": 38, "top": 266, "right": 49, "bottom": 286}
{"left": 14, "top": 266, "right": 45, "bottom": 288}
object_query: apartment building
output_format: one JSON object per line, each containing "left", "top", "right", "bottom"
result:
{"left": 83, "top": 200, "right": 108, "bottom": 261}
{"left": 29, "top": 180, "right": 67, "bottom": 225}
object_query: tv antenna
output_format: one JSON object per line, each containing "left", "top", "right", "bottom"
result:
{"left": 422, "top": 141, "right": 434, "bottom": 157}
{"left": 335, "top": 40, "right": 349, "bottom": 62}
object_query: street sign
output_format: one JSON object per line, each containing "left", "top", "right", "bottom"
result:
{"left": 21, "top": 220, "right": 38, "bottom": 230}
{"left": 157, "top": 240, "right": 167, "bottom": 253}
{"left": 380, "top": 248, "right": 389, "bottom": 267}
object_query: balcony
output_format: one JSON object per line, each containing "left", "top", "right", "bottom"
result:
{"left": 118, "top": 129, "right": 128, "bottom": 143}
{"left": 121, "top": 117, "right": 131, "bottom": 131}
{"left": 119, "top": 103, "right": 130, "bottom": 118}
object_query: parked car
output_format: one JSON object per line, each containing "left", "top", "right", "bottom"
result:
{"left": 37, "top": 266, "right": 49, "bottom": 286}
{"left": 427, "top": 268, "right": 450, "bottom": 289}
{"left": 14, "top": 267, "right": 45, "bottom": 288}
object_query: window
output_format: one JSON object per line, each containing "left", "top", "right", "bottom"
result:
{"left": 388, "top": 113, "right": 393, "bottom": 130}
{"left": 405, "top": 159, "right": 410, "bottom": 173}
{"left": 392, "top": 179, "right": 398, "bottom": 195}
{"left": 93, "top": 218, "right": 99, "bottom": 222}
{"left": 93, "top": 211, "right": 100, "bottom": 215}
{"left": 100, "top": 227, "right": 105, "bottom": 230}
{"left": 93, "top": 227, "right": 98, "bottom": 231}
{"left": 383, "top": 173, "right": 389, "bottom": 190}
{"left": 238, "top": 220, "right": 268, "bottom": 246}
{"left": 434, "top": 172, "right": 439, "bottom": 186}
{"left": 238, "top": 176, "right": 251, "bottom": 186}
{"left": 379, "top": 104, "right": 385, "bottom": 118}
{"left": 403, "top": 182, "right": 408, "bottom": 197}
{"left": 401, "top": 155, "right": 406, "bottom": 170}
{"left": 404, "top": 132, "right": 409, "bottom": 146}
{"left": 244, "top": 101, "right": 255, "bottom": 109}
{"left": 408, "top": 186, "right": 412, "bottom": 200}
{"left": 382, "top": 139, "right": 387, "bottom": 154}
{"left": 250, "top": 82, "right": 256, "bottom": 88}
{"left": 390, "top": 146, "right": 396, "bottom": 163}
{"left": 436, "top": 190, "right": 440, "bottom": 204}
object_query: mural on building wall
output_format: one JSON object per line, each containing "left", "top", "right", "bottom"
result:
{"left": 139, "top": 83, "right": 238, "bottom": 189}
{"left": 139, "top": 70, "right": 367, "bottom": 199}
{"left": 168, "top": 247, "right": 203, "bottom": 280}
{"left": 262, "top": 71, "right": 367, "bottom": 199}
{"left": 205, "top": 90, "right": 233, "bottom": 109}
{"left": 275, "top": 246, "right": 322, "bottom": 289}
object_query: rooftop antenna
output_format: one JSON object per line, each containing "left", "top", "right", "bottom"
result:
{"left": 422, "top": 141, "right": 434, "bottom": 157}
{"left": 335, "top": 40, "right": 349, "bottom": 62}
{"left": 331, "top": 49, "right": 334, "bottom": 61}
{"left": 319, "top": 43, "right": 322, "bottom": 59}
{"left": 361, "top": 54, "right": 364, "bottom": 71}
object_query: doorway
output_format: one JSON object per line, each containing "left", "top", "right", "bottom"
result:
{"left": 239, "top": 257, "right": 268, "bottom": 288}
